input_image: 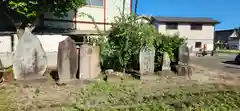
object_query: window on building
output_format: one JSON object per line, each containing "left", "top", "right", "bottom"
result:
{"left": 191, "top": 24, "right": 203, "bottom": 30}
{"left": 87, "top": 0, "right": 104, "bottom": 7}
{"left": 195, "top": 42, "right": 202, "bottom": 48}
{"left": 166, "top": 23, "right": 178, "bottom": 30}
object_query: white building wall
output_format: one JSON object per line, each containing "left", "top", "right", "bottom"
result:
{"left": 228, "top": 39, "right": 240, "bottom": 50}
{"left": 44, "top": 0, "right": 131, "bottom": 31}
{"left": 0, "top": 35, "right": 12, "bottom": 66}
{"left": 0, "top": 35, "right": 12, "bottom": 52}
{"left": 36, "top": 35, "right": 68, "bottom": 52}
{"left": 106, "top": 0, "right": 131, "bottom": 23}
{"left": 157, "top": 23, "right": 215, "bottom": 52}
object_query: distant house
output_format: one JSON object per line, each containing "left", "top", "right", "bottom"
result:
{"left": 215, "top": 28, "right": 240, "bottom": 49}
{"left": 151, "top": 16, "right": 220, "bottom": 53}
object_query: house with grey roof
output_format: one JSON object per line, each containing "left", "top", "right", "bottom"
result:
{"left": 151, "top": 16, "right": 220, "bottom": 54}
{"left": 215, "top": 28, "right": 240, "bottom": 49}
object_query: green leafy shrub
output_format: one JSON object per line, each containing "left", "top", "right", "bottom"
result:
{"left": 154, "top": 34, "right": 186, "bottom": 70}
{"left": 100, "top": 14, "right": 157, "bottom": 72}
{"left": 216, "top": 49, "right": 240, "bottom": 54}
{"left": 99, "top": 14, "right": 186, "bottom": 72}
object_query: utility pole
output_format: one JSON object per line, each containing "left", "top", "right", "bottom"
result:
{"left": 134, "top": 0, "right": 138, "bottom": 14}
{"left": 122, "top": 0, "right": 126, "bottom": 15}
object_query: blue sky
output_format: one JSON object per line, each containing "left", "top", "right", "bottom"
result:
{"left": 132, "top": 0, "right": 240, "bottom": 30}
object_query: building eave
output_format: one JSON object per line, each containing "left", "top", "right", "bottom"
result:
{"left": 152, "top": 16, "right": 220, "bottom": 25}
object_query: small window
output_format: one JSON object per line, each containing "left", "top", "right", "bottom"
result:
{"left": 195, "top": 42, "right": 202, "bottom": 48}
{"left": 87, "top": 0, "right": 104, "bottom": 7}
{"left": 166, "top": 23, "right": 178, "bottom": 30}
{"left": 191, "top": 24, "right": 202, "bottom": 30}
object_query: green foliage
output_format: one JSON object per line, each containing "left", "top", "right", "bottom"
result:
{"left": 7, "top": 0, "right": 86, "bottom": 22}
{"left": 154, "top": 34, "right": 186, "bottom": 69}
{"left": 99, "top": 14, "right": 186, "bottom": 72}
{"left": 101, "top": 14, "right": 158, "bottom": 72}
{"left": 64, "top": 81, "right": 240, "bottom": 111}
{"left": 216, "top": 49, "right": 240, "bottom": 54}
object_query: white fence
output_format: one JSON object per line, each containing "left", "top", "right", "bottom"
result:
{"left": 0, "top": 52, "right": 58, "bottom": 68}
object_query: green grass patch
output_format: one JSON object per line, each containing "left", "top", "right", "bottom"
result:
{"left": 62, "top": 81, "right": 240, "bottom": 111}
{"left": 0, "top": 86, "right": 16, "bottom": 111}
{"left": 216, "top": 50, "right": 240, "bottom": 54}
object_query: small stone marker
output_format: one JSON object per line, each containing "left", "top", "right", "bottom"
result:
{"left": 177, "top": 45, "right": 191, "bottom": 77}
{"left": 79, "top": 45, "right": 101, "bottom": 79}
{"left": 57, "top": 37, "right": 78, "bottom": 83}
{"left": 162, "top": 52, "right": 171, "bottom": 70}
{"left": 13, "top": 28, "right": 47, "bottom": 80}
{"left": 139, "top": 46, "right": 155, "bottom": 75}
{"left": 178, "top": 45, "right": 190, "bottom": 65}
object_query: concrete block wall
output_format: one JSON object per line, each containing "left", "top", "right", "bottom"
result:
{"left": 0, "top": 53, "right": 13, "bottom": 67}
{"left": 0, "top": 52, "right": 59, "bottom": 68}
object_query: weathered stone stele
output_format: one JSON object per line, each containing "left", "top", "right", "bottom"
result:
{"left": 162, "top": 52, "right": 171, "bottom": 70}
{"left": 139, "top": 46, "right": 155, "bottom": 75}
{"left": 57, "top": 37, "right": 78, "bottom": 83}
{"left": 177, "top": 45, "right": 191, "bottom": 76}
{"left": 13, "top": 28, "right": 47, "bottom": 80}
{"left": 178, "top": 45, "right": 190, "bottom": 65}
{"left": 79, "top": 45, "right": 101, "bottom": 79}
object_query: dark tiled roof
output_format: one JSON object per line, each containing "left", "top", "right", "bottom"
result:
{"left": 215, "top": 28, "right": 239, "bottom": 38}
{"left": 214, "top": 29, "right": 238, "bottom": 43}
{"left": 0, "top": 31, "right": 15, "bottom": 36}
{"left": 215, "top": 29, "right": 235, "bottom": 38}
{"left": 33, "top": 27, "right": 105, "bottom": 35}
{"left": 152, "top": 16, "right": 220, "bottom": 24}
{"left": 0, "top": 27, "right": 105, "bottom": 36}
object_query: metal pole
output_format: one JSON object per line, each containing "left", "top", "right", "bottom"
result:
{"left": 122, "top": 0, "right": 126, "bottom": 15}
{"left": 135, "top": 0, "right": 138, "bottom": 14}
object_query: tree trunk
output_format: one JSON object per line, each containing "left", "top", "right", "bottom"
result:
{"left": 3, "top": 11, "right": 39, "bottom": 39}
{"left": 17, "top": 19, "right": 38, "bottom": 39}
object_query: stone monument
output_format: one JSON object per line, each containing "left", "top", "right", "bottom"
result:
{"left": 178, "top": 45, "right": 190, "bottom": 65}
{"left": 13, "top": 28, "right": 47, "bottom": 80}
{"left": 79, "top": 45, "right": 101, "bottom": 79}
{"left": 177, "top": 45, "right": 192, "bottom": 77}
{"left": 139, "top": 46, "right": 155, "bottom": 75}
{"left": 57, "top": 37, "right": 78, "bottom": 83}
{"left": 162, "top": 52, "right": 171, "bottom": 70}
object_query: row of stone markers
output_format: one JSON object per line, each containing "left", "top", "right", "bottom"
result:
{"left": 57, "top": 37, "right": 101, "bottom": 83}
{"left": 139, "top": 44, "right": 190, "bottom": 76}
{"left": 12, "top": 28, "right": 101, "bottom": 83}
{"left": 139, "top": 46, "right": 172, "bottom": 75}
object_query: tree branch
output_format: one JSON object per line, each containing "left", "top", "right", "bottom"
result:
{"left": 29, "top": 0, "right": 47, "bottom": 32}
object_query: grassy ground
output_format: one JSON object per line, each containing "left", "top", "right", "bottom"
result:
{"left": 0, "top": 84, "right": 16, "bottom": 111}
{"left": 1, "top": 72, "right": 240, "bottom": 111}
{"left": 216, "top": 50, "right": 240, "bottom": 54}
{"left": 63, "top": 80, "right": 240, "bottom": 111}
